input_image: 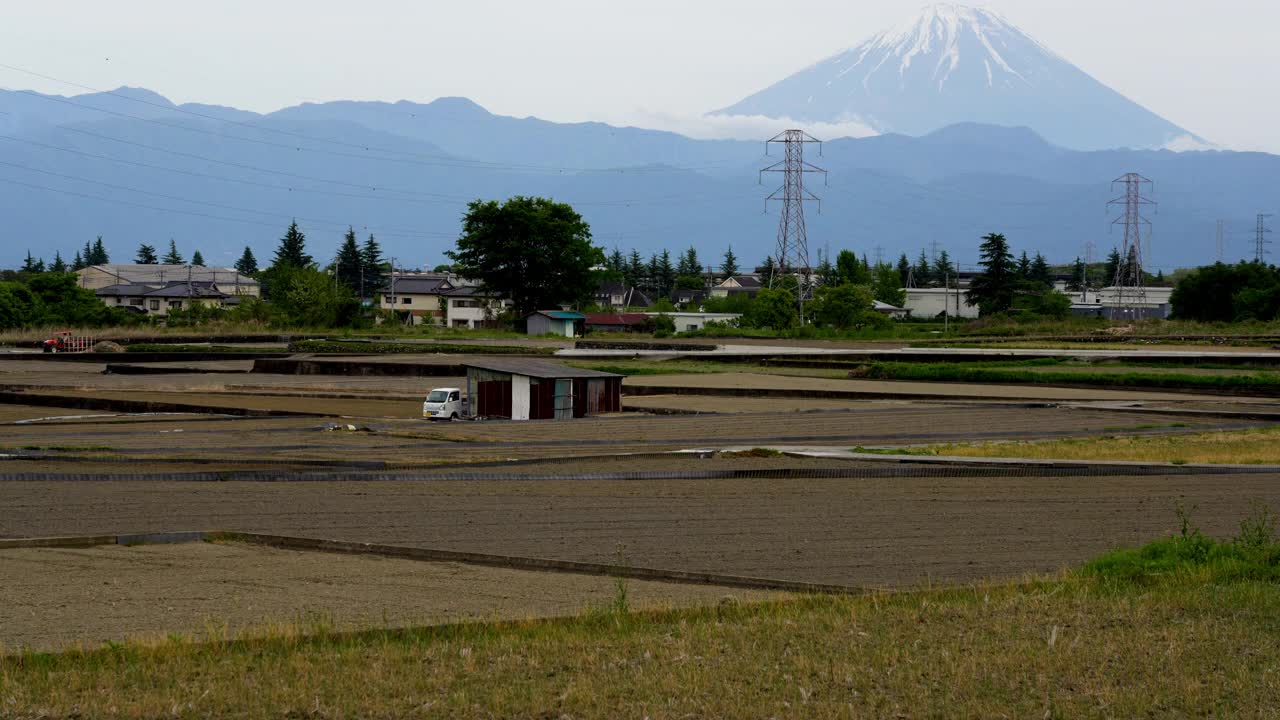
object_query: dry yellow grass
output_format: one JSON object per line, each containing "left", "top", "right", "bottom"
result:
{"left": 919, "top": 426, "right": 1280, "bottom": 464}
{"left": 3, "top": 573, "right": 1279, "bottom": 717}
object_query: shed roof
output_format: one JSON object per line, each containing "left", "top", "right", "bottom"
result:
{"left": 529, "top": 310, "right": 585, "bottom": 320}
{"left": 584, "top": 312, "right": 649, "bottom": 326}
{"left": 464, "top": 359, "right": 621, "bottom": 379}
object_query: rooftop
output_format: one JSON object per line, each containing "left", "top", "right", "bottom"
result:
{"left": 529, "top": 310, "right": 586, "bottom": 320}
{"left": 464, "top": 359, "right": 622, "bottom": 380}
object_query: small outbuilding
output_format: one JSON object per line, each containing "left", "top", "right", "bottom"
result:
{"left": 524, "top": 310, "right": 585, "bottom": 337}
{"left": 464, "top": 360, "right": 623, "bottom": 421}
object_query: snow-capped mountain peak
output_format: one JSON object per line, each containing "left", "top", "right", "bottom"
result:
{"left": 853, "top": 4, "right": 1050, "bottom": 90}
{"left": 715, "top": 3, "right": 1201, "bottom": 151}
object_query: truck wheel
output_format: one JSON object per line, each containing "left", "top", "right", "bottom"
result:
{"left": 450, "top": 413, "right": 459, "bottom": 421}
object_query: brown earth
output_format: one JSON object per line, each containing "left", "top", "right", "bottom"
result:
{"left": 5, "top": 473, "right": 1280, "bottom": 589}
{"left": 0, "top": 542, "right": 774, "bottom": 652}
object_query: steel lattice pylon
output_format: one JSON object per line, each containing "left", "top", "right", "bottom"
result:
{"left": 760, "top": 130, "right": 826, "bottom": 310}
{"left": 1107, "top": 173, "right": 1156, "bottom": 317}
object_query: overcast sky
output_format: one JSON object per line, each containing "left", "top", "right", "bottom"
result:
{"left": 3, "top": 0, "right": 1277, "bottom": 152}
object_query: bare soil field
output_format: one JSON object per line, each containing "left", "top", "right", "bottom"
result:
{"left": 5, "top": 472, "right": 1280, "bottom": 588}
{"left": 627, "top": 372, "right": 1251, "bottom": 402}
{"left": 0, "top": 404, "right": 1241, "bottom": 470}
{"left": 0, "top": 542, "right": 773, "bottom": 652}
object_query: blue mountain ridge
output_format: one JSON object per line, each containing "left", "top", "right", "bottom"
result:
{"left": 0, "top": 88, "right": 1276, "bottom": 272}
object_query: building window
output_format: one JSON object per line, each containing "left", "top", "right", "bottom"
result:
{"left": 149, "top": 299, "right": 160, "bottom": 310}
{"left": 402, "top": 297, "right": 412, "bottom": 305}
{"left": 384, "top": 295, "right": 393, "bottom": 304}
{"left": 169, "top": 301, "right": 183, "bottom": 309}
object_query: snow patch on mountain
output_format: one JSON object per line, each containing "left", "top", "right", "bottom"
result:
{"left": 716, "top": 3, "right": 1202, "bottom": 151}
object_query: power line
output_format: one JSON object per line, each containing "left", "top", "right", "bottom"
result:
{"left": 0, "top": 173, "right": 453, "bottom": 240}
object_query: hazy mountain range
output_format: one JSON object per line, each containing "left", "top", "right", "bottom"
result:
{"left": 0, "top": 3, "right": 1276, "bottom": 272}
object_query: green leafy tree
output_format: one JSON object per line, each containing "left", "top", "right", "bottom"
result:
{"left": 235, "top": 246, "right": 259, "bottom": 275}
{"left": 872, "top": 263, "right": 906, "bottom": 307}
{"left": 162, "top": 239, "right": 184, "bottom": 265}
{"left": 81, "top": 240, "right": 93, "bottom": 267}
{"left": 743, "top": 286, "right": 799, "bottom": 331}
{"left": 360, "top": 234, "right": 386, "bottom": 296}
{"left": 71, "top": 251, "right": 85, "bottom": 272}
{"left": 273, "top": 221, "right": 313, "bottom": 269}
{"left": 811, "top": 283, "right": 887, "bottom": 330}
{"left": 49, "top": 252, "right": 67, "bottom": 274}
{"left": 135, "top": 244, "right": 159, "bottom": 265}
{"left": 836, "top": 249, "right": 869, "bottom": 285}
{"left": 1015, "top": 288, "right": 1072, "bottom": 319}
{"left": 446, "top": 196, "right": 602, "bottom": 315}
{"left": 26, "top": 273, "right": 126, "bottom": 327}
{"left": 720, "top": 246, "right": 739, "bottom": 278}
{"left": 0, "top": 282, "right": 39, "bottom": 329}
{"left": 967, "top": 233, "right": 1018, "bottom": 316}
{"left": 266, "top": 266, "right": 362, "bottom": 327}
{"left": 1171, "top": 262, "right": 1280, "bottom": 322}
{"left": 191, "top": 250, "right": 205, "bottom": 267}
{"left": 334, "top": 227, "right": 364, "bottom": 296}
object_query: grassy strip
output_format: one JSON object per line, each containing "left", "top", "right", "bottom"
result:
{"left": 858, "top": 360, "right": 1280, "bottom": 392}
{"left": 888, "top": 426, "right": 1280, "bottom": 465}
{"left": 6, "top": 544, "right": 1280, "bottom": 715}
{"left": 287, "top": 340, "right": 555, "bottom": 355}
{"left": 124, "top": 343, "right": 282, "bottom": 354}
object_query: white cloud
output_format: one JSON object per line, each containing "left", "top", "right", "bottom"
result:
{"left": 606, "top": 109, "right": 879, "bottom": 142}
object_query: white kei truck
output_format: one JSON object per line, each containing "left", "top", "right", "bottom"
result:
{"left": 422, "top": 387, "right": 465, "bottom": 421}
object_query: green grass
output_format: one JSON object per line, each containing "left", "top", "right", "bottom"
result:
{"left": 879, "top": 426, "right": 1280, "bottom": 465}
{"left": 286, "top": 339, "right": 556, "bottom": 355}
{"left": 7, "top": 551, "right": 1280, "bottom": 715}
{"left": 124, "top": 343, "right": 283, "bottom": 353}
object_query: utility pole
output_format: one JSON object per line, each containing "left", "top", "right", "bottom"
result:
{"left": 1254, "top": 214, "right": 1273, "bottom": 263}
{"left": 1107, "top": 173, "right": 1156, "bottom": 318}
{"left": 928, "top": 240, "right": 942, "bottom": 263}
{"left": 760, "top": 129, "right": 827, "bottom": 318}
{"left": 1083, "top": 240, "right": 1097, "bottom": 302}
{"left": 873, "top": 246, "right": 884, "bottom": 266}
{"left": 1216, "top": 220, "right": 1227, "bottom": 263}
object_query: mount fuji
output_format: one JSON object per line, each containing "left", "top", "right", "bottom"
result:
{"left": 715, "top": 3, "right": 1201, "bottom": 151}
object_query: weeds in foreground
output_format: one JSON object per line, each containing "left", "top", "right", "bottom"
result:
{"left": 1085, "top": 502, "right": 1280, "bottom": 585}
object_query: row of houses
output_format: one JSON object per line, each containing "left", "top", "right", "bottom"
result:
{"left": 76, "top": 264, "right": 1173, "bottom": 325}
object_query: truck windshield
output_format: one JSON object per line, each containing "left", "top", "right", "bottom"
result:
{"left": 426, "top": 390, "right": 449, "bottom": 403}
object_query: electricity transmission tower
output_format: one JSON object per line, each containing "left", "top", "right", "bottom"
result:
{"left": 1107, "top": 173, "right": 1156, "bottom": 317}
{"left": 1216, "top": 220, "right": 1227, "bottom": 263}
{"left": 760, "top": 130, "right": 827, "bottom": 311}
{"left": 1255, "top": 214, "right": 1273, "bottom": 263}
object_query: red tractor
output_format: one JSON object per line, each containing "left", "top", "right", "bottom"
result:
{"left": 42, "top": 331, "right": 92, "bottom": 353}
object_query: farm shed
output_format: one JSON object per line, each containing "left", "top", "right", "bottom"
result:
{"left": 464, "top": 360, "right": 622, "bottom": 421}
{"left": 524, "top": 311, "right": 585, "bottom": 337}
